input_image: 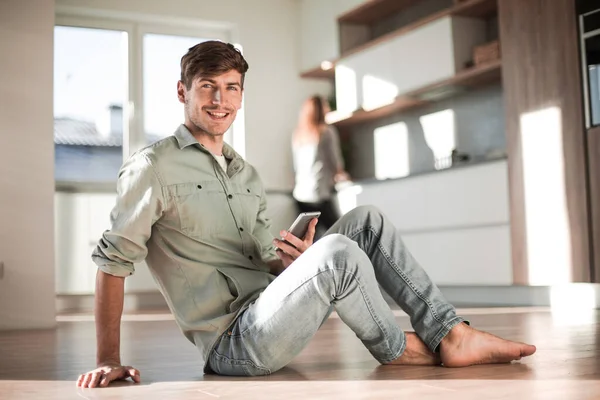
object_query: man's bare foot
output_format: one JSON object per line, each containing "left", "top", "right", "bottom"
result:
{"left": 385, "top": 332, "right": 441, "bottom": 366}
{"left": 440, "top": 323, "right": 536, "bottom": 367}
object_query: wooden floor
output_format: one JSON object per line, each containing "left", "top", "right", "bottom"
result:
{"left": 1, "top": 307, "right": 599, "bottom": 399}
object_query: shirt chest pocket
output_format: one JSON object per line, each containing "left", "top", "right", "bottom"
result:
{"left": 231, "top": 185, "right": 262, "bottom": 230}
{"left": 170, "top": 182, "right": 230, "bottom": 238}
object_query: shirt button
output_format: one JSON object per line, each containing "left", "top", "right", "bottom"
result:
{"left": 239, "top": 227, "right": 244, "bottom": 232}
{"left": 248, "top": 255, "right": 253, "bottom": 260}
{"left": 228, "top": 194, "right": 233, "bottom": 199}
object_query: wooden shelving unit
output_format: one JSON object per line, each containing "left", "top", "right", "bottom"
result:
{"left": 327, "top": 59, "right": 502, "bottom": 128}
{"left": 299, "top": 65, "right": 335, "bottom": 80}
{"left": 339, "top": 0, "right": 498, "bottom": 58}
{"left": 338, "top": 0, "right": 422, "bottom": 24}
{"left": 299, "top": 0, "right": 498, "bottom": 80}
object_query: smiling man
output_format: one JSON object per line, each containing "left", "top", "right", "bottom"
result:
{"left": 77, "top": 41, "right": 535, "bottom": 388}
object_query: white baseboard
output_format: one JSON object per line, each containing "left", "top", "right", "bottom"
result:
{"left": 56, "top": 292, "right": 167, "bottom": 314}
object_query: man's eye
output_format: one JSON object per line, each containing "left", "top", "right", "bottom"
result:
{"left": 227, "top": 86, "right": 238, "bottom": 91}
{"left": 202, "top": 84, "right": 213, "bottom": 89}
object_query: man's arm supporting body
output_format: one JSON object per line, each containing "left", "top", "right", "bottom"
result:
{"left": 77, "top": 153, "right": 165, "bottom": 388}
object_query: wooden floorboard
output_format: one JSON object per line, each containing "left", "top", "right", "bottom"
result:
{"left": 0, "top": 308, "right": 599, "bottom": 399}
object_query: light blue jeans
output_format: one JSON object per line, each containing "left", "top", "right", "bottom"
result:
{"left": 207, "top": 206, "right": 464, "bottom": 376}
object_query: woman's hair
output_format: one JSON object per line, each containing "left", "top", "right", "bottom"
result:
{"left": 296, "top": 95, "right": 327, "bottom": 132}
{"left": 180, "top": 40, "right": 249, "bottom": 89}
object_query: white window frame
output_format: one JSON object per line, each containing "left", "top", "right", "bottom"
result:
{"left": 54, "top": 6, "right": 244, "bottom": 189}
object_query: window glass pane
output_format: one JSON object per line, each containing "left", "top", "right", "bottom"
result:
{"left": 143, "top": 34, "right": 215, "bottom": 143}
{"left": 374, "top": 122, "right": 410, "bottom": 180}
{"left": 54, "top": 26, "right": 127, "bottom": 183}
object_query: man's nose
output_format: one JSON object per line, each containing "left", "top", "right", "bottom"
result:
{"left": 211, "top": 89, "right": 222, "bottom": 104}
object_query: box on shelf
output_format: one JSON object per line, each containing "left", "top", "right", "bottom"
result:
{"left": 473, "top": 40, "right": 500, "bottom": 65}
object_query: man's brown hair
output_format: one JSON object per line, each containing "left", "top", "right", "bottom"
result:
{"left": 180, "top": 40, "right": 249, "bottom": 89}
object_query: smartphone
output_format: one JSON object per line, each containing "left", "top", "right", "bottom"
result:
{"left": 284, "top": 211, "right": 321, "bottom": 243}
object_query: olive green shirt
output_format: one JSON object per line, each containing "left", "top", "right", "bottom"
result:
{"left": 92, "top": 125, "right": 278, "bottom": 366}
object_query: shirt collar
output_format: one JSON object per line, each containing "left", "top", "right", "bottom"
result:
{"left": 173, "top": 124, "right": 244, "bottom": 169}
{"left": 174, "top": 124, "right": 199, "bottom": 149}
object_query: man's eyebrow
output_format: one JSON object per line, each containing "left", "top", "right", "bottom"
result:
{"left": 197, "top": 78, "right": 241, "bottom": 87}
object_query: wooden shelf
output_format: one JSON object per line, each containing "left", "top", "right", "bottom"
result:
{"left": 299, "top": 0, "right": 498, "bottom": 80}
{"left": 452, "top": 0, "right": 497, "bottom": 18}
{"left": 339, "top": 0, "right": 422, "bottom": 24}
{"left": 340, "top": 0, "right": 498, "bottom": 59}
{"left": 328, "top": 59, "right": 502, "bottom": 128}
{"left": 299, "top": 65, "right": 336, "bottom": 80}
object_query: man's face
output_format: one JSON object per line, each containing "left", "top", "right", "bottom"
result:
{"left": 178, "top": 69, "right": 243, "bottom": 136}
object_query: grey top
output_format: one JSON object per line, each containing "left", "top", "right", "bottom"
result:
{"left": 292, "top": 125, "right": 344, "bottom": 203}
{"left": 92, "top": 125, "right": 278, "bottom": 368}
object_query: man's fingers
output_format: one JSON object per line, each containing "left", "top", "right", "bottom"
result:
{"left": 273, "top": 238, "right": 302, "bottom": 259}
{"left": 89, "top": 372, "right": 102, "bottom": 388}
{"left": 276, "top": 249, "right": 294, "bottom": 265}
{"left": 279, "top": 230, "right": 304, "bottom": 249}
{"left": 127, "top": 367, "right": 141, "bottom": 383}
{"left": 303, "top": 218, "right": 318, "bottom": 245}
{"left": 77, "top": 365, "right": 141, "bottom": 388}
{"left": 99, "top": 374, "right": 111, "bottom": 387}
{"left": 81, "top": 373, "right": 93, "bottom": 388}
{"left": 81, "top": 373, "right": 91, "bottom": 388}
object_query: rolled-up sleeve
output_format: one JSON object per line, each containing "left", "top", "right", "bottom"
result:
{"left": 92, "top": 152, "right": 165, "bottom": 277}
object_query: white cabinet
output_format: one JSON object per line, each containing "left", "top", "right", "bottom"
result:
{"left": 54, "top": 192, "right": 158, "bottom": 294}
{"left": 335, "top": 16, "right": 487, "bottom": 114}
{"left": 348, "top": 160, "right": 512, "bottom": 285}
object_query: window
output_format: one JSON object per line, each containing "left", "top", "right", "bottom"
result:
{"left": 374, "top": 122, "right": 410, "bottom": 180}
{"left": 420, "top": 109, "right": 456, "bottom": 170}
{"left": 143, "top": 33, "right": 211, "bottom": 143}
{"left": 54, "top": 12, "right": 237, "bottom": 185}
{"left": 54, "top": 26, "right": 127, "bottom": 183}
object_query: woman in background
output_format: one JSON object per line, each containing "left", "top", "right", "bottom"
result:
{"left": 292, "top": 95, "right": 350, "bottom": 239}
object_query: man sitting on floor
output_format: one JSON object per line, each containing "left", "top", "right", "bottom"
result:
{"left": 77, "top": 41, "right": 535, "bottom": 388}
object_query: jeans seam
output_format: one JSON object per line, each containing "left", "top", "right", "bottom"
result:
{"left": 354, "top": 277, "right": 394, "bottom": 357}
{"left": 347, "top": 225, "right": 453, "bottom": 332}
{"left": 378, "top": 335, "right": 407, "bottom": 364}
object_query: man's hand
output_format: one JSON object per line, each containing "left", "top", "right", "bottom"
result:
{"left": 76, "top": 363, "right": 141, "bottom": 388}
{"left": 273, "top": 217, "right": 318, "bottom": 268}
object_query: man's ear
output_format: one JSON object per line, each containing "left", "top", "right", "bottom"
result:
{"left": 177, "top": 81, "right": 186, "bottom": 104}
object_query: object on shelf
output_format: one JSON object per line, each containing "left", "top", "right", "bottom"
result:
{"left": 451, "top": 149, "right": 471, "bottom": 165}
{"left": 474, "top": 40, "right": 500, "bottom": 65}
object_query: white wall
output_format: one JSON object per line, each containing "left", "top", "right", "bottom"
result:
{"left": 344, "top": 160, "right": 513, "bottom": 285}
{"left": 299, "top": 0, "right": 365, "bottom": 71}
{"left": 56, "top": 0, "right": 329, "bottom": 192}
{"left": 0, "top": 0, "right": 56, "bottom": 330}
